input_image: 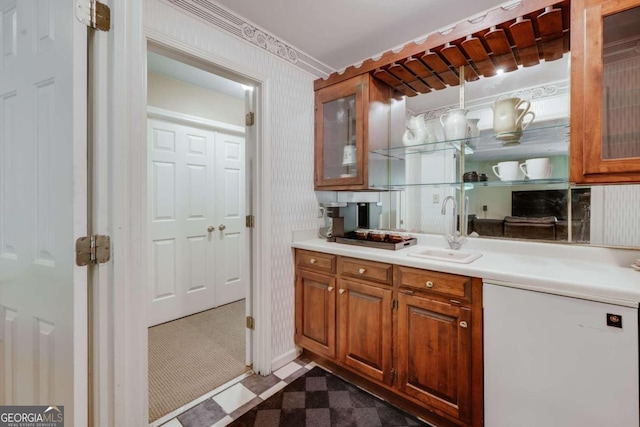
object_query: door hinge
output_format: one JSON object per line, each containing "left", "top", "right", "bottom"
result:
{"left": 246, "top": 316, "right": 255, "bottom": 330}
{"left": 392, "top": 299, "right": 398, "bottom": 310}
{"left": 76, "top": 0, "right": 111, "bottom": 31}
{"left": 246, "top": 215, "right": 255, "bottom": 228}
{"left": 391, "top": 369, "right": 397, "bottom": 383}
{"left": 245, "top": 111, "right": 255, "bottom": 127}
{"left": 76, "top": 235, "right": 111, "bottom": 266}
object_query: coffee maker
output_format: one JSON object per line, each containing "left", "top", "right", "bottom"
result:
{"left": 355, "top": 202, "right": 382, "bottom": 229}
{"left": 321, "top": 202, "right": 352, "bottom": 241}
{"left": 321, "top": 202, "right": 382, "bottom": 241}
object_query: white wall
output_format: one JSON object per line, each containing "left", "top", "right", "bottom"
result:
{"left": 145, "top": 0, "right": 318, "bottom": 368}
{"left": 147, "top": 72, "right": 244, "bottom": 126}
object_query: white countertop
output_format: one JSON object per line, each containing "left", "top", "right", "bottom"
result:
{"left": 291, "top": 231, "right": 640, "bottom": 307}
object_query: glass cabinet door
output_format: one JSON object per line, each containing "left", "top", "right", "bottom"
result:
{"left": 571, "top": 0, "right": 640, "bottom": 183}
{"left": 315, "top": 75, "right": 366, "bottom": 189}
{"left": 601, "top": 5, "right": 640, "bottom": 161}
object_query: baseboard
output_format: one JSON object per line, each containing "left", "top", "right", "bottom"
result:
{"left": 271, "top": 347, "right": 300, "bottom": 371}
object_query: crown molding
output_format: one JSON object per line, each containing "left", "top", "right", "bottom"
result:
{"left": 161, "top": 0, "right": 333, "bottom": 78}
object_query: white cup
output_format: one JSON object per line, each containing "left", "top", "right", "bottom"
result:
{"left": 519, "top": 158, "right": 552, "bottom": 180}
{"left": 492, "top": 161, "right": 520, "bottom": 181}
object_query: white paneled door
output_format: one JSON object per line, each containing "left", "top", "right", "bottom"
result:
{"left": 0, "top": 0, "right": 87, "bottom": 425}
{"left": 214, "top": 132, "right": 247, "bottom": 306}
{"left": 148, "top": 117, "right": 247, "bottom": 326}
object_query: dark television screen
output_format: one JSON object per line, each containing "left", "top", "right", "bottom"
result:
{"left": 511, "top": 189, "right": 590, "bottom": 221}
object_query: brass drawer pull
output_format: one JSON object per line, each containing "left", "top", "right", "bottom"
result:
{"left": 310, "top": 258, "right": 316, "bottom": 264}
{"left": 426, "top": 281, "right": 434, "bottom": 288}
{"left": 358, "top": 268, "right": 366, "bottom": 274}
{"left": 460, "top": 321, "right": 468, "bottom": 328}
{"left": 327, "top": 286, "right": 334, "bottom": 292}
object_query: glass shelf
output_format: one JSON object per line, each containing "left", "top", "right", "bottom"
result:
{"left": 369, "top": 178, "right": 569, "bottom": 190}
{"left": 372, "top": 119, "right": 569, "bottom": 162}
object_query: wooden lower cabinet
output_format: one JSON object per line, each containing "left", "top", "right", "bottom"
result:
{"left": 338, "top": 278, "right": 393, "bottom": 384}
{"left": 396, "top": 291, "right": 472, "bottom": 423}
{"left": 295, "top": 269, "right": 337, "bottom": 358}
{"left": 294, "top": 249, "right": 482, "bottom": 426}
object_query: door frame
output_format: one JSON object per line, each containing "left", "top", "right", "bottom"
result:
{"left": 104, "top": 6, "right": 273, "bottom": 422}
{"left": 145, "top": 27, "right": 273, "bottom": 390}
{"left": 145, "top": 106, "right": 248, "bottom": 330}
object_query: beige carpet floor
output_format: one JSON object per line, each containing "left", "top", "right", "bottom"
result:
{"left": 148, "top": 300, "right": 250, "bottom": 422}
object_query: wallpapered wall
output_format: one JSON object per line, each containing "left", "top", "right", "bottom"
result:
{"left": 145, "top": 0, "right": 319, "bottom": 367}
{"left": 147, "top": 72, "right": 245, "bottom": 126}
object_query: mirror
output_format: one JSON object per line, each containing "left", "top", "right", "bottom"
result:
{"left": 389, "top": 54, "right": 640, "bottom": 248}
{"left": 316, "top": 54, "right": 640, "bottom": 249}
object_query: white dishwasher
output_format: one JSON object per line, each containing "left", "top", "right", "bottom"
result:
{"left": 483, "top": 282, "right": 639, "bottom": 427}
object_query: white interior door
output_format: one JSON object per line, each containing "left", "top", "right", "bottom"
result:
{"left": 148, "top": 116, "right": 247, "bottom": 326}
{"left": 0, "top": 0, "right": 87, "bottom": 424}
{"left": 148, "top": 118, "right": 217, "bottom": 326}
{"left": 214, "top": 131, "right": 247, "bottom": 306}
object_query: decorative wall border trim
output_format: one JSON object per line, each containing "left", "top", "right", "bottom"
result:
{"left": 414, "top": 80, "right": 569, "bottom": 120}
{"left": 162, "top": 0, "right": 333, "bottom": 78}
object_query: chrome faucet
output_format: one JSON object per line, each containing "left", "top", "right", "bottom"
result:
{"left": 441, "top": 196, "right": 466, "bottom": 250}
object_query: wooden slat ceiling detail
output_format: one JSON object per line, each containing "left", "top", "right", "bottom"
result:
{"left": 375, "top": 3, "right": 569, "bottom": 97}
{"left": 314, "top": 0, "right": 570, "bottom": 95}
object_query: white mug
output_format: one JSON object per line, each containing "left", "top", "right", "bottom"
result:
{"left": 342, "top": 145, "right": 356, "bottom": 166}
{"left": 519, "top": 158, "right": 552, "bottom": 180}
{"left": 492, "top": 161, "right": 520, "bottom": 181}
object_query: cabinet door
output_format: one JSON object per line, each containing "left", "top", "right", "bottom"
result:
{"left": 315, "top": 75, "right": 367, "bottom": 189}
{"left": 338, "top": 279, "right": 393, "bottom": 384}
{"left": 571, "top": 0, "right": 640, "bottom": 183}
{"left": 396, "top": 292, "right": 472, "bottom": 423}
{"left": 295, "top": 270, "right": 337, "bottom": 358}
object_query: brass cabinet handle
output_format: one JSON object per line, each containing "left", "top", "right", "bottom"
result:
{"left": 218, "top": 224, "right": 226, "bottom": 231}
{"left": 328, "top": 286, "right": 334, "bottom": 292}
{"left": 310, "top": 258, "right": 316, "bottom": 264}
{"left": 207, "top": 226, "right": 214, "bottom": 232}
{"left": 426, "top": 281, "right": 434, "bottom": 288}
{"left": 358, "top": 268, "right": 366, "bottom": 274}
{"left": 460, "top": 321, "right": 468, "bottom": 328}
{"left": 339, "top": 289, "right": 346, "bottom": 295}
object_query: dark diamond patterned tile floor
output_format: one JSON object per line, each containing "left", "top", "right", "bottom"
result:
{"left": 228, "top": 367, "right": 428, "bottom": 427}
{"left": 158, "top": 358, "right": 431, "bottom": 427}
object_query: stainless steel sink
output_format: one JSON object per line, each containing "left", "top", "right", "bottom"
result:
{"left": 407, "top": 247, "right": 482, "bottom": 264}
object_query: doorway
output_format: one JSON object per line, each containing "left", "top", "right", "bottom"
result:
{"left": 145, "top": 48, "right": 255, "bottom": 424}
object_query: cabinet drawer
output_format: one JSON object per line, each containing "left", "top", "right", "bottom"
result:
{"left": 396, "top": 266, "right": 471, "bottom": 302}
{"left": 296, "top": 250, "right": 336, "bottom": 274}
{"left": 340, "top": 257, "right": 393, "bottom": 285}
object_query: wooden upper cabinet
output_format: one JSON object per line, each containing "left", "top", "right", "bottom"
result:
{"left": 314, "top": 74, "right": 393, "bottom": 190}
{"left": 571, "top": 0, "right": 640, "bottom": 183}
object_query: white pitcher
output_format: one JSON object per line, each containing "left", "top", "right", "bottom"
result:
{"left": 402, "top": 114, "right": 428, "bottom": 147}
{"left": 440, "top": 108, "right": 469, "bottom": 141}
{"left": 492, "top": 97, "right": 531, "bottom": 134}
{"left": 425, "top": 118, "right": 444, "bottom": 143}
